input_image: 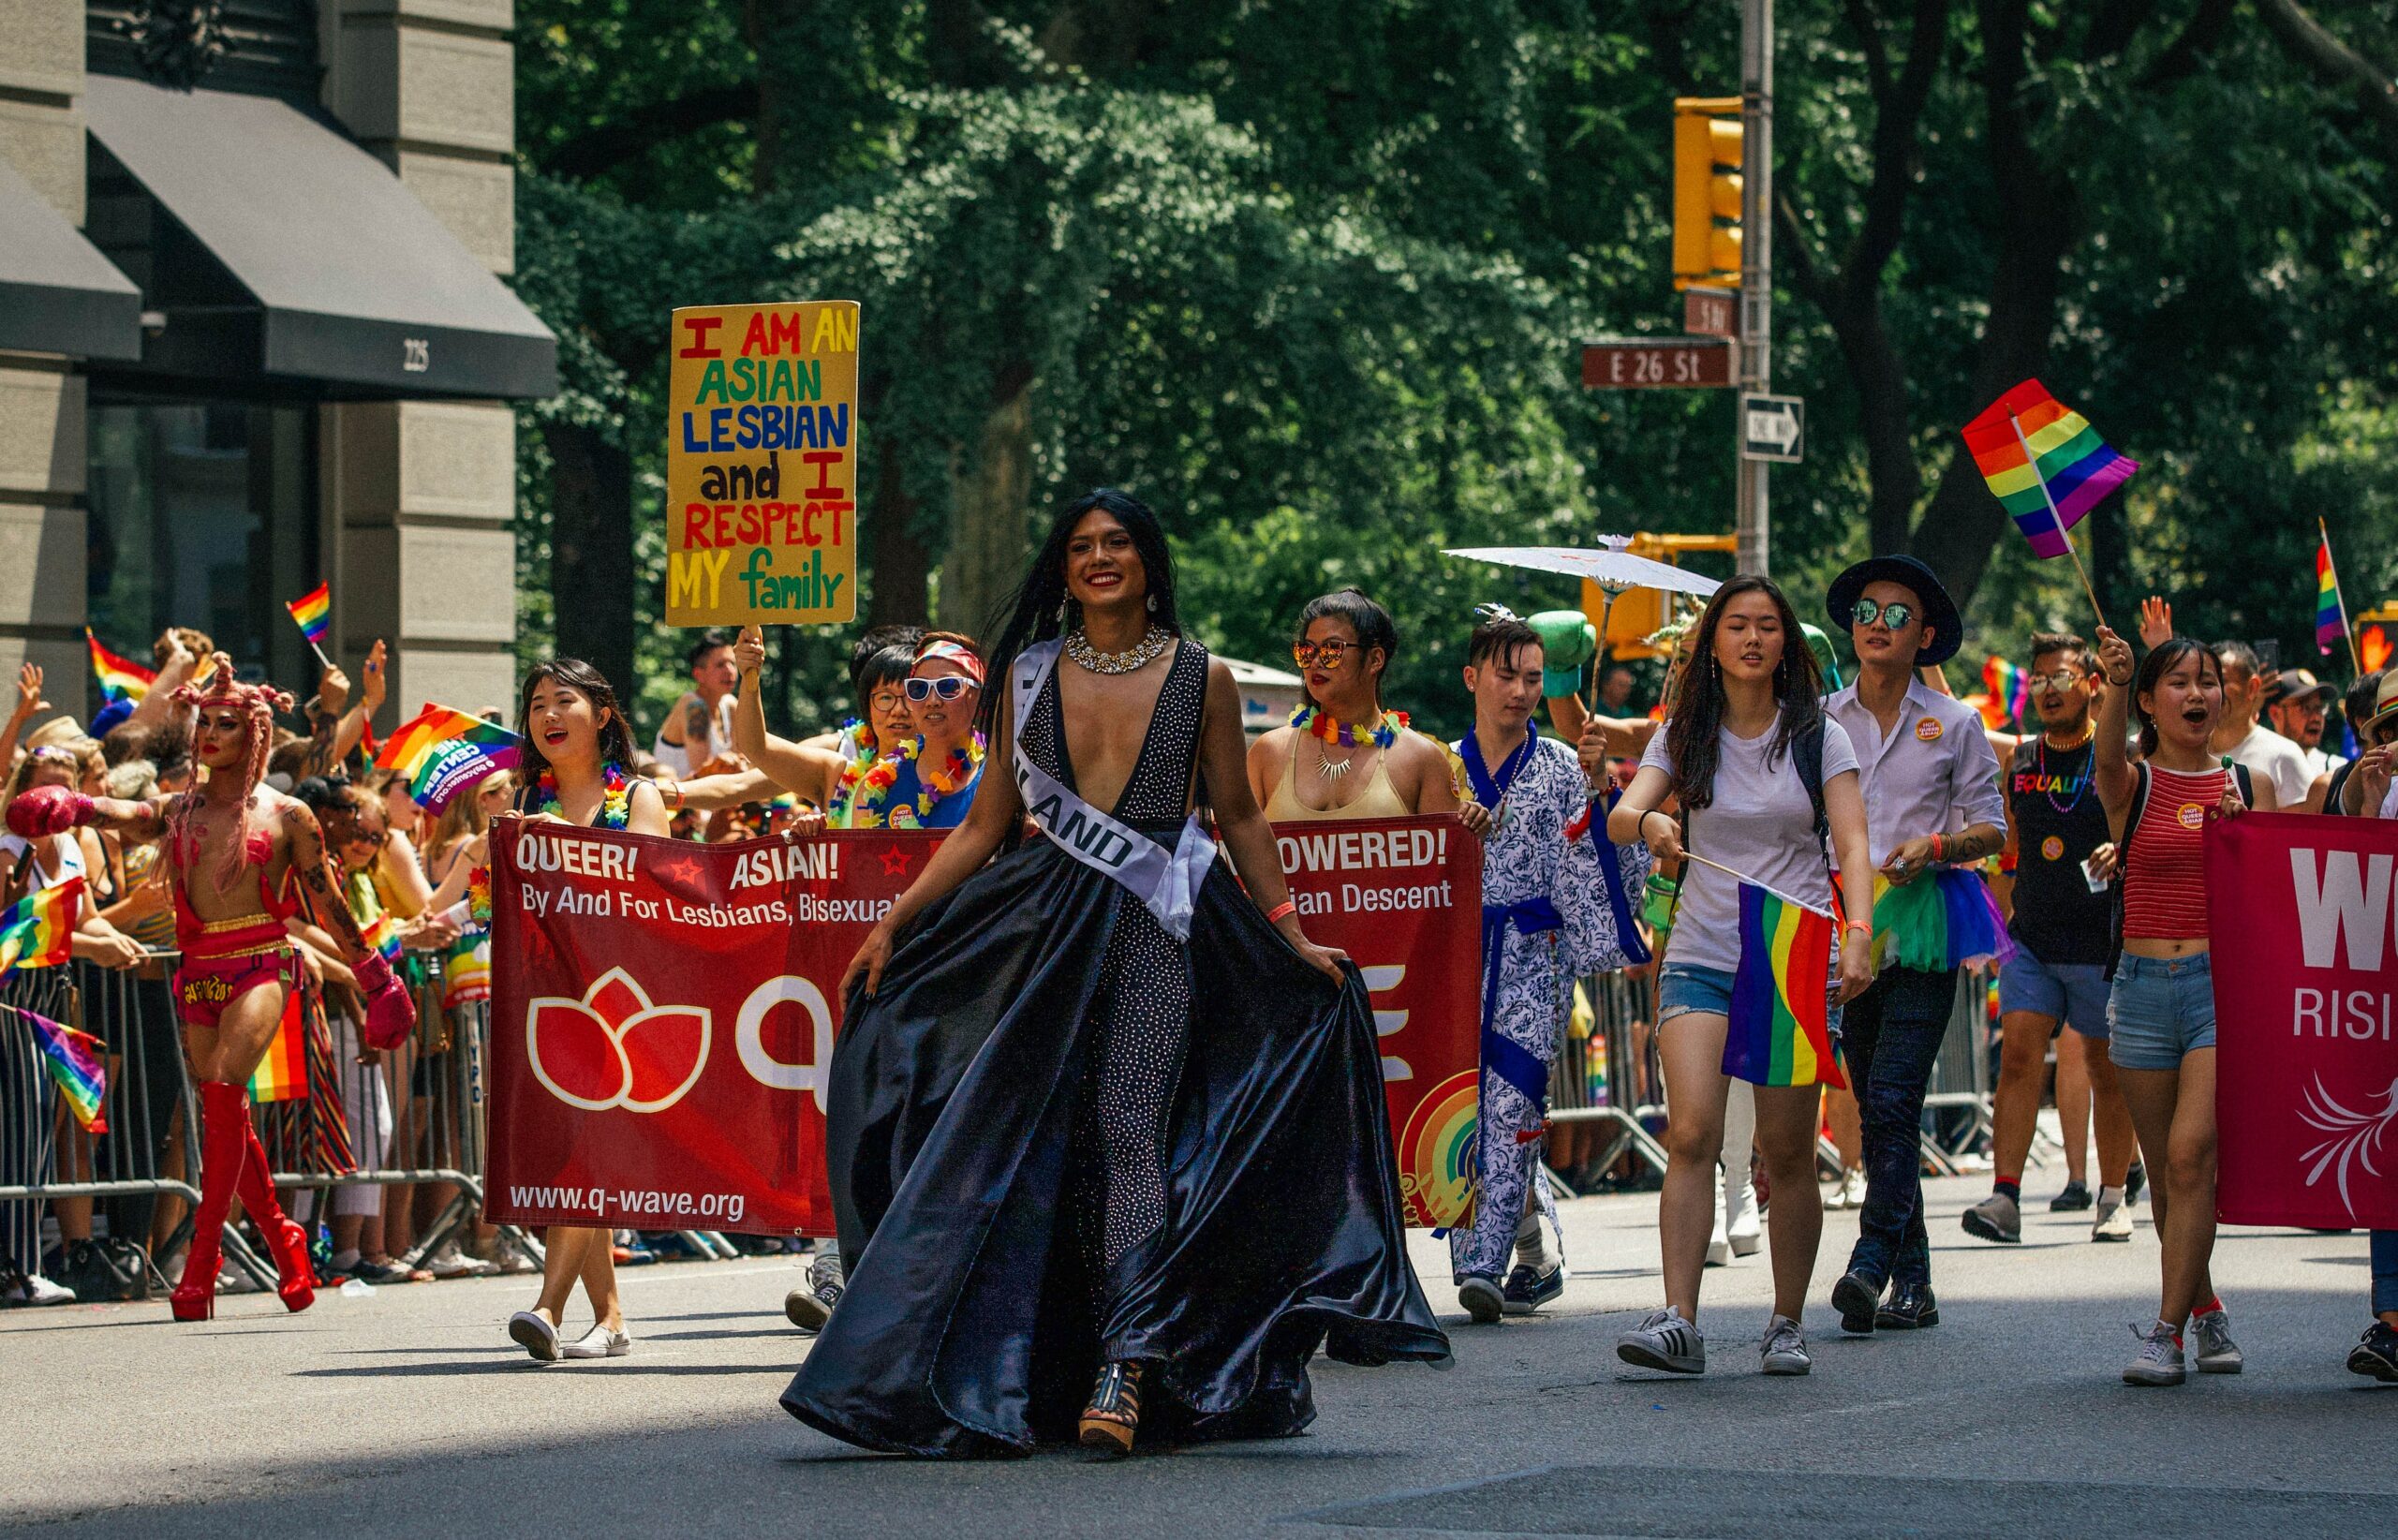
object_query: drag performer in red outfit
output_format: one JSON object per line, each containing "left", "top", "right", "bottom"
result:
{"left": 5, "top": 657, "right": 416, "bottom": 1320}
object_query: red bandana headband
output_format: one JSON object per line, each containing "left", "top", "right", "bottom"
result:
{"left": 916, "top": 639, "right": 984, "bottom": 685}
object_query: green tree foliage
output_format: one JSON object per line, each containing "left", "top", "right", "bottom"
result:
{"left": 511, "top": 0, "right": 2396, "bottom": 744}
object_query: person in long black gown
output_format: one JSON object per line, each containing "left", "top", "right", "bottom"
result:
{"left": 780, "top": 488, "right": 1450, "bottom": 1459}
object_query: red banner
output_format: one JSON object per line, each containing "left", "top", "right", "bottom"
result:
{"left": 485, "top": 822, "right": 940, "bottom": 1234}
{"left": 2207, "top": 812, "right": 2398, "bottom": 1229}
{"left": 1273, "top": 816, "right": 1482, "bottom": 1228}
{"left": 485, "top": 815, "right": 1484, "bottom": 1235}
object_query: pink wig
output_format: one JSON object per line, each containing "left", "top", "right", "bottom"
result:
{"left": 165, "top": 654, "right": 294, "bottom": 893}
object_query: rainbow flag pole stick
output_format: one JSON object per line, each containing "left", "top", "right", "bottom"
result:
{"left": 2007, "top": 410, "right": 2108, "bottom": 629}
{"left": 1680, "top": 850, "right": 1834, "bottom": 918}
{"left": 2319, "top": 517, "right": 2361, "bottom": 676}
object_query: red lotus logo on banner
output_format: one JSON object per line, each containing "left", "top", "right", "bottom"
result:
{"left": 2207, "top": 812, "right": 2398, "bottom": 1229}
{"left": 527, "top": 967, "right": 711, "bottom": 1114}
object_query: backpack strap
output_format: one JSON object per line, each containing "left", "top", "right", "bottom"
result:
{"left": 1793, "top": 718, "right": 1829, "bottom": 867}
{"left": 2223, "top": 758, "right": 2255, "bottom": 809}
{"left": 2106, "top": 763, "right": 2152, "bottom": 982}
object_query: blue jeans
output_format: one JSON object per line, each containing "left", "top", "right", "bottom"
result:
{"left": 2106, "top": 952, "right": 2216, "bottom": 1071}
{"left": 1842, "top": 966, "right": 1959, "bottom": 1290}
{"left": 2376, "top": 1230, "right": 2398, "bottom": 1316}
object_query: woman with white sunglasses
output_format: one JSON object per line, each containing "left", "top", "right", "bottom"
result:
{"left": 846, "top": 633, "right": 987, "bottom": 830}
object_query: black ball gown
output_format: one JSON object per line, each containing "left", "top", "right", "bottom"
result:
{"left": 780, "top": 638, "right": 1450, "bottom": 1456}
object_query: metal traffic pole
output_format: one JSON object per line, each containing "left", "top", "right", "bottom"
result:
{"left": 1734, "top": 0, "right": 1774, "bottom": 577}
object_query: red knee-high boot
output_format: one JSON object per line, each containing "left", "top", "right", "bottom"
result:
{"left": 173, "top": 1081, "right": 251, "bottom": 1322}
{"left": 234, "top": 1118, "right": 316, "bottom": 1312}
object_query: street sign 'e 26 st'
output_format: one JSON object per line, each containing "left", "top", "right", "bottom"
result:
{"left": 1580, "top": 338, "right": 1734, "bottom": 390}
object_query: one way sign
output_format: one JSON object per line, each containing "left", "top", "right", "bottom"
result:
{"left": 1740, "top": 393, "right": 1803, "bottom": 464}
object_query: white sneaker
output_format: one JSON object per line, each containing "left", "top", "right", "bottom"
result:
{"left": 1725, "top": 1172, "right": 1763, "bottom": 1256}
{"left": 425, "top": 1244, "right": 498, "bottom": 1280}
{"left": 562, "top": 1324, "right": 633, "bottom": 1359}
{"left": 1760, "top": 1314, "right": 1812, "bottom": 1375}
{"left": 1838, "top": 1167, "right": 1866, "bottom": 1209}
{"left": 2123, "top": 1320, "right": 2185, "bottom": 1386}
{"left": 508, "top": 1310, "right": 561, "bottom": 1362}
{"left": 2091, "top": 1194, "right": 2134, "bottom": 1242}
{"left": 2191, "top": 1309, "right": 2243, "bottom": 1373}
{"left": 1616, "top": 1307, "right": 1706, "bottom": 1374}
{"left": 3, "top": 1269, "right": 75, "bottom": 1306}
{"left": 487, "top": 1238, "right": 539, "bottom": 1276}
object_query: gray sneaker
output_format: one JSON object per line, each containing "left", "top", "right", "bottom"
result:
{"left": 2123, "top": 1320, "right": 2185, "bottom": 1386}
{"left": 2191, "top": 1309, "right": 2243, "bottom": 1373}
{"left": 1617, "top": 1307, "right": 1706, "bottom": 1374}
{"left": 2091, "top": 1193, "right": 2134, "bottom": 1241}
{"left": 1760, "top": 1314, "right": 1812, "bottom": 1376}
{"left": 1961, "top": 1191, "right": 2021, "bottom": 1243}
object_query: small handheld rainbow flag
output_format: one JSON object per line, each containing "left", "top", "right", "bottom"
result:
{"left": 0, "top": 878, "right": 82, "bottom": 982}
{"left": 1724, "top": 880, "right": 1843, "bottom": 1089}
{"left": 8, "top": 1005, "right": 108, "bottom": 1132}
{"left": 247, "top": 990, "right": 308, "bottom": 1104}
{"left": 285, "top": 583, "right": 333, "bottom": 661}
{"left": 1980, "top": 656, "right": 2029, "bottom": 729}
{"left": 86, "top": 630, "right": 156, "bottom": 703}
{"left": 1962, "top": 380, "right": 2139, "bottom": 558}
{"left": 2316, "top": 524, "right": 2352, "bottom": 665}
{"left": 375, "top": 703, "right": 522, "bottom": 814}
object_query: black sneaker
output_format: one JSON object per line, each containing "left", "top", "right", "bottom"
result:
{"left": 783, "top": 1282, "right": 840, "bottom": 1333}
{"left": 1501, "top": 1262, "right": 1563, "bottom": 1315}
{"left": 2124, "top": 1162, "right": 2146, "bottom": 1204}
{"left": 1874, "top": 1282, "right": 1939, "bottom": 1329}
{"left": 2347, "top": 1321, "right": 2398, "bottom": 1384}
{"left": 1830, "top": 1269, "right": 1885, "bottom": 1336}
{"left": 2049, "top": 1180, "right": 2093, "bottom": 1212}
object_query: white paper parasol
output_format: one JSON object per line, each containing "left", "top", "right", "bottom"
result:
{"left": 1442, "top": 538, "right": 1723, "bottom": 599}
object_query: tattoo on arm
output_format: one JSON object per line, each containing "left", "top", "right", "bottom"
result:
{"left": 684, "top": 697, "right": 712, "bottom": 743}
{"left": 285, "top": 805, "right": 375, "bottom": 965}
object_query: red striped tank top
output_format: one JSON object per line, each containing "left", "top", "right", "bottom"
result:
{"left": 2122, "top": 763, "right": 2227, "bottom": 940}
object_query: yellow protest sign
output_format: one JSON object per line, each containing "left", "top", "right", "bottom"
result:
{"left": 664, "top": 301, "right": 860, "bottom": 626}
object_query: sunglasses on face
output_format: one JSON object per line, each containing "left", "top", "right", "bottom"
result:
{"left": 1292, "top": 640, "right": 1364, "bottom": 668}
{"left": 2032, "top": 668, "right": 2087, "bottom": 691}
{"left": 904, "top": 676, "right": 975, "bottom": 703}
{"left": 1851, "top": 598, "right": 1916, "bottom": 630}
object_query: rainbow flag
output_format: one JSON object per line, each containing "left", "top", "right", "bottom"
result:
{"left": 0, "top": 878, "right": 82, "bottom": 982}
{"left": 285, "top": 583, "right": 332, "bottom": 648}
{"left": 375, "top": 703, "right": 522, "bottom": 814}
{"left": 9, "top": 1006, "right": 108, "bottom": 1133}
{"left": 1961, "top": 379, "right": 2138, "bottom": 557}
{"left": 2317, "top": 535, "right": 2348, "bottom": 658}
{"left": 1980, "top": 656, "right": 2029, "bottom": 729}
{"left": 87, "top": 629, "right": 156, "bottom": 703}
{"left": 246, "top": 990, "right": 307, "bottom": 1103}
{"left": 1724, "top": 881, "right": 1844, "bottom": 1088}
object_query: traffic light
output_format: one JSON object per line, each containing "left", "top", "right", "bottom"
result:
{"left": 1672, "top": 96, "right": 1743, "bottom": 290}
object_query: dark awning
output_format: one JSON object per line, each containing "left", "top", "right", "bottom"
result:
{"left": 0, "top": 157, "right": 141, "bottom": 361}
{"left": 84, "top": 75, "right": 555, "bottom": 399}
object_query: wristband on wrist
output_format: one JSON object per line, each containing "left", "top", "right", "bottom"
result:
{"left": 1930, "top": 833, "right": 1946, "bottom": 862}
{"left": 1265, "top": 899, "right": 1296, "bottom": 925}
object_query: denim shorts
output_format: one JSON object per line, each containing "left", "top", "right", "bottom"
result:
{"left": 1997, "top": 951, "right": 2111, "bottom": 1039}
{"left": 1657, "top": 962, "right": 1843, "bottom": 1040}
{"left": 2106, "top": 952, "right": 2215, "bottom": 1071}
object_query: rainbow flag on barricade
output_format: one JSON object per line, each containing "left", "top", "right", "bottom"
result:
{"left": 7, "top": 1005, "right": 108, "bottom": 1132}
{"left": 285, "top": 583, "right": 332, "bottom": 650}
{"left": 1724, "top": 881, "right": 1844, "bottom": 1089}
{"left": 1979, "top": 657, "right": 2029, "bottom": 729}
{"left": 0, "top": 879, "right": 81, "bottom": 984}
{"left": 375, "top": 704, "right": 522, "bottom": 814}
{"left": 2317, "top": 533, "right": 2348, "bottom": 658}
{"left": 1962, "top": 380, "right": 2138, "bottom": 557}
{"left": 86, "top": 629, "right": 155, "bottom": 703}
{"left": 247, "top": 990, "right": 307, "bottom": 1104}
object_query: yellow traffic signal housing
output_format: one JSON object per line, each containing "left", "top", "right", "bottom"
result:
{"left": 1672, "top": 97, "right": 1744, "bottom": 290}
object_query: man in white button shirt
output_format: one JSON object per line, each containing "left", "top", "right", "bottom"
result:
{"left": 1820, "top": 556, "right": 2007, "bottom": 1337}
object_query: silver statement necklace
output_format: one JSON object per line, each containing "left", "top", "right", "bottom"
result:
{"left": 1316, "top": 739, "right": 1355, "bottom": 783}
{"left": 1064, "top": 626, "right": 1172, "bottom": 675}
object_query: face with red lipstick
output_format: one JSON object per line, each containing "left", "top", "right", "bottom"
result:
{"left": 513, "top": 658, "right": 635, "bottom": 782}
{"left": 193, "top": 703, "right": 254, "bottom": 773}
{"left": 1063, "top": 509, "right": 1146, "bottom": 616}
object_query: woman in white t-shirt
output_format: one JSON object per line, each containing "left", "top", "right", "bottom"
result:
{"left": 1606, "top": 574, "right": 1876, "bottom": 1378}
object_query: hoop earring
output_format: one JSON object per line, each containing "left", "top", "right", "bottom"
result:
{"left": 1147, "top": 594, "right": 1157, "bottom": 614}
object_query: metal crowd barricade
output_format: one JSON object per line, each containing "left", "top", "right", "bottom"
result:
{"left": 1547, "top": 966, "right": 1669, "bottom": 1179}
{"left": 1919, "top": 966, "right": 1996, "bottom": 1175}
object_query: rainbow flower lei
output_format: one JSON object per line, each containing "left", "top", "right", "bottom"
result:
{"left": 1288, "top": 703, "right": 1408, "bottom": 750}
{"left": 533, "top": 763, "right": 632, "bottom": 830}
{"left": 892, "top": 733, "right": 985, "bottom": 829}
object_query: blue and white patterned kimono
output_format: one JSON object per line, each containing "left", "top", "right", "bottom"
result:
{"left": 1450, "top": 731, "right": 1651, "bottom": 1282}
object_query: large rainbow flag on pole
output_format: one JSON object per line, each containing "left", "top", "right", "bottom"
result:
{"left": 8, "top": 1005, "right": 109, "bottom": 1132}
{"left": 1724, "top": 880, "right": 1844, "bottom": 1089}
{"left": 0, "top": 878, "right": 82, "bottom": 983}
{"left": 375, "top": 703, "right": 522, "bottom": 814}
{"left": 1962, "top": 380, "right": 2139, "bottom": 557}
{"left": 86, "top": 629, "right": 155, "bottom": 703}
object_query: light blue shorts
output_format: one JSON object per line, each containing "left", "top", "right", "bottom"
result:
{"left": 2107, "top": 952, "right": 2215, "bottom": 1071}
{"left": 1657, "top": 961, "right": 1844, "bottom": 1040}
{"left": 1997, "top": 952, "right": 2111, "bottom": 1040}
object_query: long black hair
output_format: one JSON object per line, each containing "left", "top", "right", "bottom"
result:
{"left": 2131, "top": 636, "right": 2221, "bottom": 759}
{"left": 514, "top": 658, "right": 638, "bottom": 788}
{"left": 975, "top": 487, "right": 1180, "bottom": 740}
{"left": 1296, "top": 588, "right": 1398, "bottom": 711}
{"left": 1664, "top": 574, "right": 1824, "bottom": 810}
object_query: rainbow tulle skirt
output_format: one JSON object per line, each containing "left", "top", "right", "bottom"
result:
{"left": 1872, "top": 867, "right": 2017, "bottom": 973}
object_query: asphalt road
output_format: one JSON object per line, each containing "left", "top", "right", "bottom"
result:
{"left": 5, "top": 1175, "right": 2391, "bottom": 1539}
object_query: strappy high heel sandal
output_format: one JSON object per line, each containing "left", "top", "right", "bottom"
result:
{"left": 1077, "top": 1359, "right": 1144, "bottom": 1458}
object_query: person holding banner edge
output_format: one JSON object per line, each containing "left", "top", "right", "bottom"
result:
{"left": 1247, "top": 588, "right": 1463, "bottom": 822}
{"left": 782, "top": 487, "right": 1446, "bottom": 1459}
{"left": 498, "top": 659, "right": 671, "bottom": 1364}
{"left": 1821, "top": 555, "right": 2007, "bottom": 1336}
{"left": 1609, "top": 575, "right": 1875, "bottom": 1376}
{"left": 2089, "top": 627, "right": 2270, "bottom": 1386}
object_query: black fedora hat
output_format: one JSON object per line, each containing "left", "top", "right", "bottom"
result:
{"left": 1827, "top": 555, "right": 1963, "bottom": 667}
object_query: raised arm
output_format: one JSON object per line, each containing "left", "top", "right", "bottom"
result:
{"left": 731, "top": 626, "right": 843, "bottom": 804}
{"left": 1203, "top": 659, "right": 1344, "bottom": 981}
{"left": 326, "top": 640, "right": 387, "bottom": 770}
{"left": 126, "top": 638, "right": 197, "bottom": 733}
{"left": 283, "top": 800, "right": 416, "bottom": 1046}
{"left": 0, "top": 664, "right": 47, "bottom": 814}
{"left": 2091, "top": 627, "right": 2139, "bottom": 829}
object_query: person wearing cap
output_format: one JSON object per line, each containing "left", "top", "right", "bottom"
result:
{"left": 1820, "top": 555, "right": 2007, "bottom": 1336}
{"left": 2266, "top": 667, "right": 2344, "bottom": 790}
